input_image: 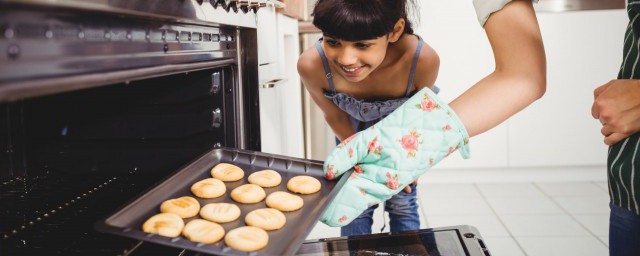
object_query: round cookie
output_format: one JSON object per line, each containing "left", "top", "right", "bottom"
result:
{"left": 160, "top": 196, "right": 200, "bottom": 218}
{"left": 142, "top": 213, "right": 184, "bottom": 238}
{"left": 248, "top": 170, "right": 282, "bottom": 188}
{"left": 245, "top": 208, "right": 287, "bottom": 231}
{"left": 200, "top": 203, "right": 241, "bottom": 223}
{"left": 230, "top": 184, "right": 266, "bottom": 204}
{"left": 224, "top": 226, "right": 269, "bottom": 252}
{"left": 191, "top": 178, "right": 226, "bottom": 199}
{"left": 182, "top": 219, "right": 225, "bottom": 244}
{"left": 210, "top": 163, "right": 244, "bottom": 182}
{"left": 266, "top": 191, "right": 303, "bottom": 212}
{"left": 287, "top": 175, "right": 321, "bottom": 194}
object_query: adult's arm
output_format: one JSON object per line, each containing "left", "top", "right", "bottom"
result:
{"left": 451, "top": 0, "right": 546, "bottom": 137}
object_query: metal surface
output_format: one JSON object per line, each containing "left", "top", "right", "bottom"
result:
{"left": 299, "top": 225, "right": 489, "bottom": 256}
{"left": 261, "top": 78, "right": 288, "bottom": 88}
{"left": 96, "top": 147, "right": 350, "bottom": 256}
{"left": 0, "top": 0, "right": 262, "bottom": 28}
{"left": 535, "top": 0, "right": 625, "bottom": 12}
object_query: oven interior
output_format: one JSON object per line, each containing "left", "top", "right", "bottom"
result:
{"left": 1, "top": 67, "right": 241, "bottom": 255}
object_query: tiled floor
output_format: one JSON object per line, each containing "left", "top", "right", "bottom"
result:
{"left": 306, "top": 166, "right": 610, "bottom": 256}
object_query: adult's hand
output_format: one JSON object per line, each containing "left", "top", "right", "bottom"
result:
{"left": 592, "top": 79, "right": 640, "bottom": 145}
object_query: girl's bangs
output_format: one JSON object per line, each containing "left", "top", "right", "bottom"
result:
{"left": 313, "top": 6, "right": 394, "bottom": 41}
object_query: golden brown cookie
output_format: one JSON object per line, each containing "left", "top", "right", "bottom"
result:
{"left": 182, "top": 219, "right": 225, "bottom": 244}
{"left": 142, "top": 213, "right": 184, "bottom": 238}
{"left": 191, "top": 178, "right": 226, "bottom": 199}
{"left": 230, "top": 184, "right": 266, "bottom": 204}
{"left": 210, "top": 163, "right": 244, "bottom": 182}
{"left": 245, "top": 208, "right": 287, "bottom": 231}
{"left": 160, "top": 196, "right": 200, "bottom": 218}
{"left": 287, "top": 175, "right": 321, "bottom": 194}
{"left": 200, "top": 203, "right": 241, "bottom": 223}
{"left": 247, "top": 170, "right": 282, "bottom": 188}
{"left": 224, "top": 226, "right": 269, "bottom": 252}
{"left": 265, "top": 191, "right": 303, "bottom": 212}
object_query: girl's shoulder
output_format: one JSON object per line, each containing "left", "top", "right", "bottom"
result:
{"left": 297, "top": 44, "right": 328, "bottom": 90}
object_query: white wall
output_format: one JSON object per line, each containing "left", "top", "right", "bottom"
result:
{"left": 415, "top": 2, "right": 628, "bottom": 168}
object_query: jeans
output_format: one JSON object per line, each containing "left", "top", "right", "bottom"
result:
{"left": 340, "top": 184, "right": 420, "bottom": 236}
{"left": 609, "top": 203, "right": 640, "bottom": 256}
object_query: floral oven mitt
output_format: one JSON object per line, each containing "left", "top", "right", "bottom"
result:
{"left": 321, "top": 87, "right": 471, "bottom": 227}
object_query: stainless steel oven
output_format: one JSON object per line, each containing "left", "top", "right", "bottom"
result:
{"left": 0, "top": 1, "right": 264, "bottom": 255}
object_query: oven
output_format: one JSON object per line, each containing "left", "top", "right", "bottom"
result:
{"left": 0, "top": 0, "right": 263, "bottom": 255}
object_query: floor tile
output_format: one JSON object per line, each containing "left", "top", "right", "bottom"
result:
{"left": 485, "top": 196, "right": 564, "bottom": 215}
{"left": 552, "top": 196, "right": 610, "bottom": 214}
{"left": 499, "top": 215, "right": 590, "bottom": 236}
{"left": 306, "top": 221, "right": 340, "bottom": 240}
{"left": 536, "top": 182, "right": 607, "bottom": 196}
{"left": 416, "top": 183, "right": 482, "bottom": 197}
{"left": 476, "top": 183, "right": 544, "bottom": 197}
{"left": 482, "top": 237, "right": 526, "bottom": 256}
{"left": 426, "top": 215, "right": 510, "bottom": 237}
{"left": 598, "top": 236, "right": 609, "bottom": 246}
{"left": 573, "top": 214, "right": 609, "bottom": 236}
{"left": 516, "top": 236, "right": 608, "bottom": 256}
{"left": 419, "top": 195, "right": 494, "bottom": 215}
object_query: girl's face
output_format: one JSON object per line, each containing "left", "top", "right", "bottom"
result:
{"left": 322, "top": 35, "right": 391, "bottom": 83}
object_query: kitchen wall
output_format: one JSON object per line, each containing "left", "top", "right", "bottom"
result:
{"left": 302, "top": 1, "right": 628, "bottom": 169}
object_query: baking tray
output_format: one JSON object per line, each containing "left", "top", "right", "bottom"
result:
{"left": 95, "top": 147, "right": 350, "bottom": 256}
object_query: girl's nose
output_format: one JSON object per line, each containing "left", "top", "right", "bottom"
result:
{"left": 336, "top": 49, "right": 358, "bottom": 66}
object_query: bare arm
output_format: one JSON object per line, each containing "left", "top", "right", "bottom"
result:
{"left": 297, "top": 50, "right": 356, "bottom": 141}
{"left": 450, "top": 0, "right": 546, "bottom": 137}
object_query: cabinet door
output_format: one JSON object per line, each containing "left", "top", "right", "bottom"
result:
{"left": 276, "top": 14, "right": 304, "bottom": 158}
{"left": 257, "top": 4, "right": 278, "bottom": 65}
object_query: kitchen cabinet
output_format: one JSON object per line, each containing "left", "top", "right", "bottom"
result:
{"left": 257, "top": 4, "right": 305, "bottom": 158}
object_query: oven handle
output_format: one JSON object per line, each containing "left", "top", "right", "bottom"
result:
{"left": 261, "top": 78, "right": 288, "bottom": 88}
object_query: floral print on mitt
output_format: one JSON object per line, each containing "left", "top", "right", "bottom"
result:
{"left": 320, "top": 87, "right": 471, "bottom": 227}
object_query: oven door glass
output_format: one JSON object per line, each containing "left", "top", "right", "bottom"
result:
{"left": 298, "top": 229, "right": 470, "bottom": 256}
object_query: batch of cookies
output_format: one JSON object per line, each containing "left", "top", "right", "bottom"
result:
{"left": 142, "top": 163, "right": 322, "bottom": 252}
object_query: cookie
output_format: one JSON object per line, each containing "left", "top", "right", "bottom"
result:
{"left": 182, "top": 219, "right": 225, "bottom": 244}
{"left": 210, "top": 163, "right": 244, "bottom": 182}
{"left": 200, "top": 203, "right": 241, "bottom": 223}
{"left": 287, "top": 175, "right": 321, "bottom": 194}
{"left": 245, "top": 208, "right": 287, "bottom": 231}
{"left": 265, "top": 191, "right": 303, "bottom": 212}
{"left": 224, "top": 226, "right": 269, "bottom": 252}
{"left": 191, "top": 178, "right": 226, "bottom": 199}
{"left": 230, "top": 184, "right": 266, "bottom": 204}
{"left": 160, "top": 196, "right": 200, "bottom": 218}
{"left": 142, "top": 213, "right": 184, "bottom": 238}
{"left": 248, "top": 170, "right": 282, "bottom": 188}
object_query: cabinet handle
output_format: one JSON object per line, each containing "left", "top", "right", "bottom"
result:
{"left": 261, "top": 78, "right": 287, "bottom": 88}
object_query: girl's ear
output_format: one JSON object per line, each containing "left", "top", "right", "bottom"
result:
{"left": 388, "top": 18, "right": 405, "bottom": 43}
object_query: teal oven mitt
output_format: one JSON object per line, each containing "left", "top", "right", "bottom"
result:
{"left": 320, "top": 87, "right": 471, "bottom": 227}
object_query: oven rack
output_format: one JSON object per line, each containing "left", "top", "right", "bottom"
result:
{"left": 0, "top": 169, "right": 187, "bottom": 255}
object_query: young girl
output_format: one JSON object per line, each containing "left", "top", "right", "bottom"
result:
{"left": 297, "top": 0, "right": 434, "bottom": 236}
{"left": 299, "top": 0, "right": 546, "bottom": 236}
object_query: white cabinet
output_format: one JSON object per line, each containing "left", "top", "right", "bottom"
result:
{"left": 257, "top": 6, "right": 304, "bottom": 158}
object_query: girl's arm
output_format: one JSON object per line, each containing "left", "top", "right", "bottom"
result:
{"left": 297, "top": 50, "right": 356, "bottom": 141}
{"left": 450, "top": 0, "right": 546, "bottom": 137}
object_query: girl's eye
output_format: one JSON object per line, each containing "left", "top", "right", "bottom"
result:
{"left": 355, "top": 43, "right": 370, "bottom": 49}
{"left": 325, "top": 39, "right": 338, "bottom": 46}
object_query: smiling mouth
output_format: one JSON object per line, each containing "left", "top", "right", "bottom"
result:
{"left": 341, "top": 65, "right": 364, "bottom": 74}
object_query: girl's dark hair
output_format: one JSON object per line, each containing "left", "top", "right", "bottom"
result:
{"left": 312, "top": 0, "right": 417, "bottom": 41}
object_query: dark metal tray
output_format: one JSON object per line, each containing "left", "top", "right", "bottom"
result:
{"left": 95, "top": 147, "right": 349, "bottom": 256}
